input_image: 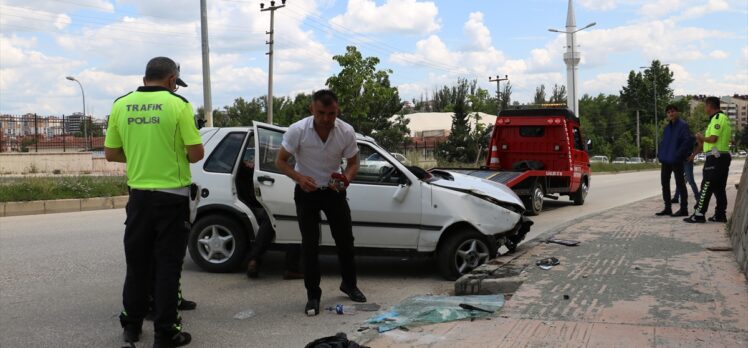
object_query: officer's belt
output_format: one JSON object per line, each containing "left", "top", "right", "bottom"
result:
{"left": 132, "top": 187, "right": 190, "bottom": 197}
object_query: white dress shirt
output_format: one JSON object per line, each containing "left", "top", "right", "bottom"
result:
{"left": 281, "top": 116, "right": 359, "bottom": 187}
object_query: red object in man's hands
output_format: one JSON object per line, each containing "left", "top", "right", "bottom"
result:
{"left": 330, "top": 173, "right": 349, "bottom": 189}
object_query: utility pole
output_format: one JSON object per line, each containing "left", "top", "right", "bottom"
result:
{"left": 200, "top": 0, "right": 213, "bottom": 127}
{"left": 489, "top": 75, "right": 508, "bottom": 115}
{"left": 261, "top": 0, "right": 286, "bottom": 124}
{"left": 641, "top": 63, "right": 668, "bottom": 157}
{"left": 636, "top": 110, "right": 640, "bottom": 157}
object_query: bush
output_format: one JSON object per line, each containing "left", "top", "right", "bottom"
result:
{"left": 0, "top": 176, "right": 128, "bottom": 202}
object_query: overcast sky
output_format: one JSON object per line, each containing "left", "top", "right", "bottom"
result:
{"left": 1, "top": 0, "right": 747, "bottom": 118}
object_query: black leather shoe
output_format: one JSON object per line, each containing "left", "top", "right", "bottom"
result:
{"left": 670, "top": 198, "right": 679, "bottom": 204}
{"left": 670, "top": 209, "right": 688, "bottom": 217}
{"left": 708, "top": 215, "right": 727, "bottom": 223}
{"left": 683, "top": 215, "right": 706, "bottom": 223}
{"left": 122, "top": 325, "right": 141, "bottom": 343}
{"left": 340, "top": 285, "right": 367, "bottom": 303}
{"left": 178, "top": 299, "right": 197, "bottom": 311}
{"left": 305, "top": 298, "right": 320, "bottom": 316}
{"left": 153, "top": 331, "right": 191, "bottom": 348}
{"left": 655, "top": 208, "right": 672, "bottom": 216}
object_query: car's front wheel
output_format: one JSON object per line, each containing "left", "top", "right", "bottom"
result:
{"left": 188, "top": 214, "right": 249, "bottom": 273}
{"left": 437, "top": 228, "right": 495, "bottom": 280}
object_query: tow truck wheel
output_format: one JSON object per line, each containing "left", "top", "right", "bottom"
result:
{"left": 572, "top": 178, "right": 588, "bottom": 205}
{"left": 188, "top": 214, "right": 249, "bottom": 273}
{"left": 437, "top": 228, "right": 495, "bottom": 281}
{"left": 522, "top": 182, "right": 544, "bottom": 216}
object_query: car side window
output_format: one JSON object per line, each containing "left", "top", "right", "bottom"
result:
{"left": 204, "top": 132, "right": 246, "bottom": 173}
{"left": 257, "top": 127, "right": 295, "bottom": 173}
{"left": 353, "top": 144, "right": 402, "bottom": 185}
{"left": 572, "top": 127, "right": 584, "bottom": 150}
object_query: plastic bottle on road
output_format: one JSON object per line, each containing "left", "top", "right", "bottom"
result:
{"left": 325, "top": 304, "right": 356, "bottom": 315}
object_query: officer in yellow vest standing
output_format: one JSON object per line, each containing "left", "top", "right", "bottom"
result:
{"left": 684, "top": 96, "right": 732, "bottom": 223}
{"left": 104, "top": 57, "right": 204, "bottom": 347}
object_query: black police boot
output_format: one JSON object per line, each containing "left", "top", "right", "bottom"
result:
{"left": 177, "top": 299, "right": 197, "bottom": 311}
{"left": 670, "top": 209, "right": 688, "bottom": 217}
{"left": 708, "top": 215, "right": 727, "bottom": 223}
{"left": 153, "top": 331, "right": 191, "bottom": 348}
{"left": 683, "top": 215, "right": 706, "bottom": 223}
{"left": 119, "top": 312, "right": 142, "bottom": 344}
{"left": 655, "top": 208, "right": 672, "bottom": 216}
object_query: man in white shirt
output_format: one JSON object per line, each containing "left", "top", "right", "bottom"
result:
{"left": 275, "top": 89, "right": 366, "bottom": 316}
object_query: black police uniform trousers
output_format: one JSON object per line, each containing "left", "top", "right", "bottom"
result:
{"left": 294, "top": 185, "right": 357, "bottom": 300}
{"left": 695, "top": 154, "right": 731, "bottom": 217}
{"left": 121, "top": 189, "right": 189, "bottom": 336}
{"left": 660, "top": 162, "right": 688, "bottom": 211}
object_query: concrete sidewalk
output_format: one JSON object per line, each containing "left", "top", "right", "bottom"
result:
{"left": 362, "top": 184, "right": 748, "bottom": 347}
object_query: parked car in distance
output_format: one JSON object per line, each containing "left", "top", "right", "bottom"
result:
{"left": 390, "top": 152, "right": 411, "bottom": 165}
{"left": 589, "top": 155, "right": 609, "bottom": 163}
{"left": 612, "top": 157, "right": 628, "bottom": 164}
{"left": 628, "top": 157, "right": 644, "bottom": 164}
{"left": 739, "top": 150, "right": 747, "bottom": 157}
{"left": 695, "top": 153, "right": 706, "bottom": 162}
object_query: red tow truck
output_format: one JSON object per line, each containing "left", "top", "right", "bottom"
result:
{"left": 434, "top": 108, "right": 591, "bottom": 215}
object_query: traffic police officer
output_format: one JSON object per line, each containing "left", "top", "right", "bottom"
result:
{"left": 105, "top": 57, "right": 204, "bottom": 347}
{"left": 684, "top": 96, "right": 732, "bottom": 223}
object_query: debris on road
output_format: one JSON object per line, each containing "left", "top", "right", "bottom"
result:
{"left": 706, "top": 246, "right": 733, "bottom": 251}
{"left": 354, "top": 303, "right": 381, "bottom": 312}
{"left": 367, "top": 295, "right": 504, "bottom": 332}
{"left": 233, "top": 309, "right": 255, "bottom": 320}
{"left": 536, "top": 257, "right": 560, "bottom": 270}
{"left": 546, "top": 238, "right": 580, "bottom": 246}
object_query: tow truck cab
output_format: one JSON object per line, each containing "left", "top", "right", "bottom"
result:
{"left": 482, "top": 108, "right": 591, "bottom": 214}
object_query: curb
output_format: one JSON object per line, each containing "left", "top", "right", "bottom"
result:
{"left": 1, "top": 195, "right": 128, "bottom": 217}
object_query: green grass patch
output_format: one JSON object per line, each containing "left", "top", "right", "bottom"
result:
{"left": 591, "top": 162, "right": 661, "bottom": 173}
{"left": 0, "top": 176, "right": 128, "bottom": 202}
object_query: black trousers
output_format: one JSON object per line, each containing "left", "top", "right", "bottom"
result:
{"left": 695, "top": 154, "right": 731, "bottom": 216}
{"left": 294, "top": 185, "right": 357, "bottom": 300}
{"left": 247, "top": 207, "right": 302, "bottom": 273}
{"left": 121, "top": 190, "right": 189, "bottom": 336}
{"left": 661, "top": 162, "right": 688, "bottom": 211}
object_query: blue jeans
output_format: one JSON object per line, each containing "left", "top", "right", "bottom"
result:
{"left": 673, "top": 160, "right": 699, "bottom": 202}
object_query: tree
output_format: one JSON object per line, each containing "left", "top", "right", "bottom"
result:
{"left": 533, "top": 84, "right": 547, "bottom": 104}
{"left": 739, "top": 126, "right": 748, "bottom": 149}
{"left": 549, "top": 84, "right": 567, "bottom": 104}
{"left": 325, "top": 46, "right": 406, "bottom": 147}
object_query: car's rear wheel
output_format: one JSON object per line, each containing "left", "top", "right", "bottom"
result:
{"left": 437, "top": 228, "right": 495, "bottom": 280}
{"left": 188, "top": 214, "right": 249, "bottom": 273}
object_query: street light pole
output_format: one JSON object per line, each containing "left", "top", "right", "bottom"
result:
{"left": 261, "top": 0, "right": 286, "bottom": 124}
{"left": 640, "top": 64, "right": 668, "bottom": 157}
{"left": 66, "top": 76, "right": 87, "bottom": 150}
{"left": 549, "top": 22, "right": 596, "bottom": 118}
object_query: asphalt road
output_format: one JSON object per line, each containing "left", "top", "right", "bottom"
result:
{"left": 0, "top": 160, "right": 744, "bottom": 347}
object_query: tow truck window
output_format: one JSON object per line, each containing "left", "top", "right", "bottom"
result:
{"left": 520, "top": 126, "right": 545, "bottom": 137}
{"left": 572, "top": 127, "right": 583, "bottom": 150}
{"left": 204, "top": 132, "right": 246, "bottom": 173}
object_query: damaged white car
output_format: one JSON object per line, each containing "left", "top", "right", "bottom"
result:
{"left": 188, "top": 122, "right": 533, "bottom": 280}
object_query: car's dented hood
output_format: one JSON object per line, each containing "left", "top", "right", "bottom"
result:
{"left": 429, "top": 170, "right": 524, "bottom": 208}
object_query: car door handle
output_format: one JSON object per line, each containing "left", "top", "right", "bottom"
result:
{"left": 258, "top": 176, "right": 275, "bottom": 184}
